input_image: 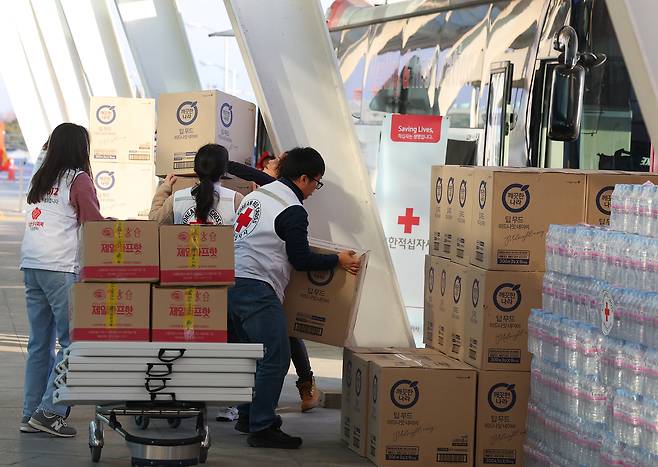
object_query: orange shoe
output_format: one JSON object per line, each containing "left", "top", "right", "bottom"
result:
{"left": 297, "top": 378, "right": 320, "bottom": 412}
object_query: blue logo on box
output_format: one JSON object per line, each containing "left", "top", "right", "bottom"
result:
{"left": 220, "top": 103, "right": 233, "bottom": 128}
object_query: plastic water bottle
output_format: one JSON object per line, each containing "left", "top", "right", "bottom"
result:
{"left": 580, "top": 377, "right": 608, "bottom": 424}
{"left": 528, "top": 309, "right": 542, "bottom": 358}
{"left": 643, "top": 293, "right": 658, "bottom": 349}
{"left": 641, "top": 397, "right": 658, "bottom": 455}
{"left": 560, "top": 319, "right": 579, "bottom": 371}
{"left": 577, "top": 323, "right": 602, "bottom": 377}
{"left": 602, "top": 338, "right": 625, "bottom": 389}
{"left": 619, "top": 342, "right": 646, "bottom": 395}
{"left": 639, "top": 184, "right": 657, "bottom": 237}
{"left": 612, "top": 389, "right": 643, "bottom": 447}
{"left": 609, "top": 184, "right": 626, "bottom": 232}
{"left": 644, "top": 349, "right": 658, "bottom": 400}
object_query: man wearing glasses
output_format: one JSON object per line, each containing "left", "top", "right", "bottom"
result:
{"left": 229, "top": 147, "right": 361, "bottom": 449}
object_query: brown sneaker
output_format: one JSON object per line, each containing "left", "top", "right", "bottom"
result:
{"left": 297, "top": 378, "right": 320, "bottom": 412}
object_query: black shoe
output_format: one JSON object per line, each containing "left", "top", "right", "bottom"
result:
{"left": 247, "top": 426, "right": 302, "bottom": 449}
{"left": 235, "top": 415, "right": 282, "bottom": 434}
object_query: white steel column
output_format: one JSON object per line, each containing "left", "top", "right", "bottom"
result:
{"left": 224, "top": 0, "right": 413, "bottom": 347}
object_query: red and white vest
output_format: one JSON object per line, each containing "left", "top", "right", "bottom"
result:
{"left": 172, "top": 183, "right": 237, "bottom": 225}
{"left": 233, "top": 180, "right": 302, "bottom": 301}
{"left": 20, "top": 170, "right": 83, "bottom": 273}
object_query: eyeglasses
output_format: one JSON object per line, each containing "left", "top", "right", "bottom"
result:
{"left": 311, "top": 177, "right": 324, "bottom": 190}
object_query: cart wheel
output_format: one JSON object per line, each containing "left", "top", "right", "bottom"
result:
{"left": 134, "top": 415, "right": 150, "bottom": 430}
{"left": 167, "top": 418, "right": 182, "bottom": 429}
{"left": 89, "top": 445, "right": 102, "bottom": 463}
{"left": 199, "top": 446, "right": 209, "bottom": 464}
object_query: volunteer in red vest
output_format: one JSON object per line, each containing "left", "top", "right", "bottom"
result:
{"left": 230, "top": 147, "right": 361, "bottom": 449}
{"left": 149, "top": 143, "right": 242, "bottom": 225}
{"left": 20, "top": 123, "right": 104, "bottom": 437}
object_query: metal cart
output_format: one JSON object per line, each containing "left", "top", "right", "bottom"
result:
{"left": 89, "top": 400, "right": 210, "bottom": 467}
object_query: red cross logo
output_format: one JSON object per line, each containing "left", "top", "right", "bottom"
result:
{"left": 397, "top": 207, "right": 420, "bottom": 234}
{"left": 604, "top": 302, "right": 610, "bottom": 322}
{"left": 236, "top": 207, "right": 254, "bottom": 233}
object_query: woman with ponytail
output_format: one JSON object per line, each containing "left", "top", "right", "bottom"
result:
{"left": 149, "top": 144, "right": 243, "bottom": 225}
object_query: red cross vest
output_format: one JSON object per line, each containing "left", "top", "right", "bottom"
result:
{"left": 20, "top": 170, "right": 83, "bottom": 273}
{"left": 233, "top": 180, "right": 302, "bottom": 301}
{"left": 172, "top": 183, "right": 237, "bottom": 225}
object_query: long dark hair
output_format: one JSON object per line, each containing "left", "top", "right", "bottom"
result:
{"left": 27, "top": 123, "right": 90, "bottom": 204}
{"left": 192, "top": 144, "right": 228, "bottom": 223}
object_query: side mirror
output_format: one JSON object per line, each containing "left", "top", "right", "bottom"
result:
{"left": 548, "top": 26, "right": 585, "bottom": 142}
{"left": 548, "top": 63, "right": 585, "bottom": 141}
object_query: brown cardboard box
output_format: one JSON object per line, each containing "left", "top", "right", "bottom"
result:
{"left": 447, "top": 261, "right": 469, "bottom": 361}
{"left": 159, "top": 225, "right": 235, "bottom": 286}
{"left": 156, "top": 90, "right": 256, "bottom": 176}
{"left": 475, "top": 370, "right": 530, "bottom": 467}
{"left": 470, "top": 168, "right": 586, "bottom": 271}
{"left": 423, "top": 255, "right": 434, "bottom": 347}
{"left": 367, "top": 353, "right": 477, "bottom": 467}
{"left": 221, "top": 175, "right": 254, "bottom": 196}
{"left": 429, "top": 166, "right": 448, "bottom": 258}
{"left": 151, "top": 286, "right": 228, "bottom": 342}
{"left": 171, "top": 175, "right": 254, "bottom": 197}
{"left": 451, "top": 167, "right": 474, "bottom": 265}
{"left": 342, "top": 347, "right": 406, "bottom": 446}
{"left": 342, "top": 348, "right": 438, "bottom": 456}
{"left": 69, "top": 282, "right": 150, "bottom": 341}
{"left": 463, "top": 265, "right": 543, "bottom": 371}
{"left": 79, "top": 221, "right": 159, "bottom": 282}
{"left": 584, "top": 171, "right": 658, "bottom": 226}
{"left": 443, "top": 167, "right": 457, "bottom": 258}
{"left": 284, "top": 240, "right": 368, "bottom": 346}
{"left": 432, "top": 256, "right": 452, "bottom": 354}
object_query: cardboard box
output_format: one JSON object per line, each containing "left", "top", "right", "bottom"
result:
{"left": 429, "top": 166, "right": 448, "bottom": 258}
{"left": 284, "top": 240, "right": 368, "bottom": 346}
{"left": 367, "top": 353, "right": 477, "bottom": 467}
{"left": 423, "top": 256, "right": 434, "bottom": 347}
{"left": 159, "top": 225, "right": 235, "bottom": 286}
{"left": 89, "top": 96, "right": 155, "bottom": 165}
{"left": 463, "top": 265, "right": 543, "bottom": 371}
{"left": 93, "top": 162, "right": 156, "bottom": 219}
{"left": 171, "top": 175, "right": 254, "bottom": 197}
{"left": 431, "top": 256, "right": 452, "bottom": 354}
{"left": 342, "top": 347, "right": 438, "bottom": 456}
{"left": 450, "top": 167, "right": 474, "bottom": 265}
{"left": 342, "top": 347, "right": 402, "bottom": 446}
{"left": 470, "top": 168, "right": 586, "bottom": 271}
{"left": 69, "top": 282, "right": 150, "bottom": 341}
{"left": 156, "top": 90, "right": 256, "bottom": 176}
{"left": 447, "top": 261, "right": 469, "bottom": 361}
{"left": 151, "top": 286, "right": 228, "bottom": 342}
{"left": 79, "top": 221, "right": 159, "bottom": 282}
{"left": 475, "top": 370, "right": 530, "bottom": 467}
{"left": 584, "top": 171, "right": 658, "bottom": 226}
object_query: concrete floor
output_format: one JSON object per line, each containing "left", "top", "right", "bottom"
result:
{"left": 0, "top": 173, "right": 370, "bottom": 466}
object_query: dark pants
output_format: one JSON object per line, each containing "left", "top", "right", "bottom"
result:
{"left": 228, "top": 278, "right": 291, "bottom": 432}
{"left": 289, "top": 337, "right": 312, "bottom": 383}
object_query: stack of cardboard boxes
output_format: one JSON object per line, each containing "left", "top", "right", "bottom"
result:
{"left": 341, "top": 347, "right": 478, "bottom": 466}
{"left": 425, "top": 165, "right": 658, "bottom": 466}
{"left": 89, "top": 96, "right": 157, "bottom": 219}
{"left": 70, "top": 220, "right": 234, "bottom": 342}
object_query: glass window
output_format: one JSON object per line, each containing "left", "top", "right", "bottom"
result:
{"left": 336, "top": 26, "right": 369, "bottom": 119}
{"left": 361, "top": 20, "right": 404, "bottom": 123}
{"left": 484, "top": 63, "right": 512, "bottom": 166}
